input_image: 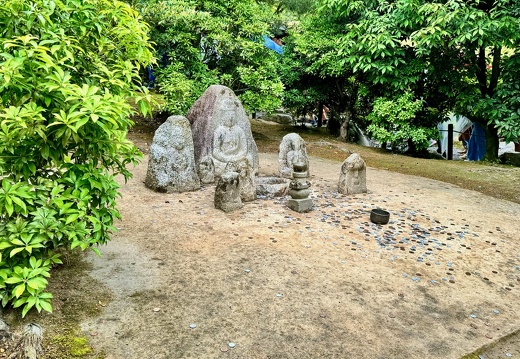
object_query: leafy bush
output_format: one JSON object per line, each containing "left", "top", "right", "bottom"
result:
{"left": 367, "top": 92, "right": 438, "bottom": 153}
{"left": 0, "top": 0, "right": 153, "bottom": 316}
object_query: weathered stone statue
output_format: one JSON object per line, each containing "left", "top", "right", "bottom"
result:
{"left": 145, "top": 116, "right": 200, "bottom": 193}
{"left": 225, "top": 159, "right": 255, "bottom": 202}
{"left": 212, "top": 99, "right": 248, "bottom": 175}
{"left": 279, "top": 133, "right": 309, "bottom": 178}
{"left": 287, "top": 161, "right": 313, "bottom": 212}
{"left": 338, "top": 153, "right": 367, "bottom": 195}
{"left": 198, "top": 155, "right": 215, "bottom": 184}
{"left": 214, "top": 171, "right": 243, "bottom": 212}
{"left": 187, "top": 85, "right": 259, "bottom": 180}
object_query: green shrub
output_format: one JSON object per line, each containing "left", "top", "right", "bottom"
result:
{"left": 0, "top": 0, "right": 153, "bottom": 317}
{"left": 367, "top": 92, "right": 438, "bottom": 153}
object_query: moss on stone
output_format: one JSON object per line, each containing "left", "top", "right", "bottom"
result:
{"left": 51, "top": 335, "right": 93, "bottom": 357}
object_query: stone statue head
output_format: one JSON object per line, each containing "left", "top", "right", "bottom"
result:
{"left": 220, "top": 98, "right": 238, "bottom": 127}
{"left": 342, "top": 153, "right": 365, "bottom": 174}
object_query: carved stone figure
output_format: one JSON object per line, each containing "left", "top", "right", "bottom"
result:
{"left": 198, "top": 156, "right": 215, "bottom": 184}
{"left": 214, "top": 171, "right": 243, "bottom": 212}
{"left": 279, "top": 133, "right": 309, "bottom": 178}
{"left": 338, "top": 153, "right": 367, "bottom": 195}
{"left": 187, "top": 85, "right": 259, "bottom": 180}
{"left": 212, "top": 99, "right": 248, "bottom": 175}
{"left": 225, "top": 159, "right": 255, "bottom": 202}
{"left": 145, "top": 116, "right": 200, "bottom": 193}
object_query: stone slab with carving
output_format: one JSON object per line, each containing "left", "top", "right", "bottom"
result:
{"left": 145, "top": 116, "right": 200, "bottom": 193}
{"left": 187, "top": 85, "right": 259, "bottom": 180}
{"left": 225, "top": 159, "right": 255, "bottom": 202}
{"left": 338, "top": 153, "right": 367, "bottom": 195}
{"left": 214, "top": 171, "right": 243, "bottom": 212}
{"left": 278, "top": 133, "right": 309, "bottom": 179}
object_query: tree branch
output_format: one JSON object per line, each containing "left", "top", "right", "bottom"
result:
{"left": 476, "top": 46, "right": 487, "bottom": 96}
{"left": 488, "top": 46, "right": 502, "bottom": 97}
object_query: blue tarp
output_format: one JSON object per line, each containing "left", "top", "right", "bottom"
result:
{"left": 263, "top": 35, "right": 283, "bottom": 54}
{"left": 467, "top": 122, "right": 486, "bottom": 161}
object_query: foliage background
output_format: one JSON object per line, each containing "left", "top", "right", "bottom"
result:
{"left": 132, "top": 0, "right": 285, "bottom": 115}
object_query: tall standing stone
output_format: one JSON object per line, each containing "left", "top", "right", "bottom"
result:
{"left": 187, "top": 85, "right": 259, "bottom": 180}
{"left": 278, "top": 133, "right": 309, "bottom": 178}
{"left": 338, "top": 153, "right": 367, "bottom": 195}
{"left": 145, "top": 116, "right": 200, "bottom": 193}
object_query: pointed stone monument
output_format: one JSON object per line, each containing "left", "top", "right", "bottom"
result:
{"left": 145, "top": 116, "right": 200, "bottom": 193}
{"left": 187, "top": 85, "right": 259, "bottom": 181}
{"left": 338, "top": 153, "right": 367, "bottom": 195}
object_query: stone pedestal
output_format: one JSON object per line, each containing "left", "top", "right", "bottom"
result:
{"left": 287, "top": 198, "right": 313, "bottom": 212}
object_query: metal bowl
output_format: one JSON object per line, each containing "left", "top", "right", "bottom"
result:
{"left": 370, "top": 208, "right": 390, "bottom": 225}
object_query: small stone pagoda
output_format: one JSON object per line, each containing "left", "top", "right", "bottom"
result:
{"left": 287, "top": 162, "right": 313, "bottom": 212}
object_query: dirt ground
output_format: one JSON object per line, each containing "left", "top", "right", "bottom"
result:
{"left": 78, "top": 143, "right": 520, "bottom": 359}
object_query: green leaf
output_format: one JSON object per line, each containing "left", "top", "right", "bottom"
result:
{"left": 39, "top": 299, "right": 53, "bottom": 313}
{"left": 10, "top": 247, "right": 25, "bottom": 257}
{"left": 13, "top": 283, "right": 25, "bottom": 298}
{"left": 27, "top": 277, "right": 47, "bottom": 290}
{"left": 22, "top": 298, "right": 36, "bottom": 317}
{"left": 4, "top": 276, "right": 22, "bottom": 284}
{"left": 0, "top": 242, "right": 12, "bottom": 250}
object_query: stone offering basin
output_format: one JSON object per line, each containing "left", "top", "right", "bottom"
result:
{"left": 255, "top": 176, "right": 289, "bottom": 198}
{"left": 370, "top": 208, "right": 390, "bottom": 224}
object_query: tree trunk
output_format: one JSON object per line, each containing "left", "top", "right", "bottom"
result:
{"left": 483, "top": 122, "right": 500, "bottom": 160}
{"left": 317, "top": 103, "right": 323, "bottom": 127}
{"left": 339, "top": 112, "right": 351, "bottom": 141}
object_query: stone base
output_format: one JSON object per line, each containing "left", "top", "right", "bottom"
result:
{"left": 287, "top": 198, "right": 313, "bottom": 212}
{"left": 215, "top": 201, "right": 243, "bottom": 213}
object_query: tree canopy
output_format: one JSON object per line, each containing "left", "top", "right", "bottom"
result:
{"left": 132, "top": 0, "right": 285, "bottom": 114}
{"left": 283, "top": 0, "right": 520, "bottom": 159}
